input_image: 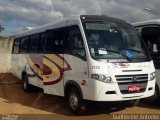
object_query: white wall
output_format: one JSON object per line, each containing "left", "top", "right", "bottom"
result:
{"left": 0, "top": 38, "right": 13, "bottom": 73}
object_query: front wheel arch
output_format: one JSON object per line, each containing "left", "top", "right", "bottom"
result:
{"left": 65, "top": 81, "right": 87, "bottom": 114}
{"left": 64, "top": 80, "right": 83, "bottom": 99}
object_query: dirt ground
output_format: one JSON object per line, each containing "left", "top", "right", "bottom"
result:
{"left": 0, "top": 73, "right": 159, "bottom": 120}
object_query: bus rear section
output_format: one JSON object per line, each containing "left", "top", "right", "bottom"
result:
{"left": 11, "top": 15, "right": 156, "bottom": 114}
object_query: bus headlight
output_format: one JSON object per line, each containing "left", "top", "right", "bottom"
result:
{"left": 150, "top": 72, "right": 156, "bottom": 80}
{"left": 91, "top": 74, "right": 112, "bottom": 83}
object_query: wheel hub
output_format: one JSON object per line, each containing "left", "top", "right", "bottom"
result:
{"left": 70, "top": 93, "right": 78, "bottom": 110}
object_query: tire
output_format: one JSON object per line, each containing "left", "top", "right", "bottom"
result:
{"left": 67, "top": 87, "right": 87, "bottom": 115}
{"left": 22, "top": 73, "right": 34, "bottom": 92}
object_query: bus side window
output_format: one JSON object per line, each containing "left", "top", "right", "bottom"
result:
{"left": 20, "top": 37, "right": 29, "bottom": 53}
{"left": 53, "top": 28, "right": 66, "bottom": 53}
{"left": 141, "top": 26, "right": 160, "bottom": 69}
{"left": 39, "top": 33, "right": 45, "bottom": 53}
{"left": 13, "top": 38, "right": 20, "bottom": 54}
{"left": 29, "top": 34, "right": 39, "bottom": 53}
{"left": 45, "top": 28, "right": 66, "bottom": 54}
{"left": 141, "top": 27, "right": 160, "bottom": 53}
{"left": 45, "top": 30, "right": 54, "bottom": 53}
{"left": 67, "top": 25, "right": 86, "bottom": 59}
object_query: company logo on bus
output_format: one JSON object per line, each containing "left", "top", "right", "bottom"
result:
{"left": 112, "top": 63, "right": 129, "bottom": 68}
{"left": 131, "top": 76, "right": 137, "bottom": 82}
{"left": 43, "top": 54, "right": 72, "bottom": 85}
{"left": 26, "top": 54, "right": 72, "bottom": 85}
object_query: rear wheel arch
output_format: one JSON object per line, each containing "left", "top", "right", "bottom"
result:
{"left": 22, "top": 71, "right": 26, "bottom": 80}
{"left": 21, "top": 71, "right": 35, "bottom": 92}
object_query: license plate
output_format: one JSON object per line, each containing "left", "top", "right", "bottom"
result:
{"left": 128, "top": 85, "right": 141, "bottom": 92}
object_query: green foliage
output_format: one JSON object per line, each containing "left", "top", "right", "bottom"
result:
{"left": 0, "top": 25, "right": 4, "bottom": 33}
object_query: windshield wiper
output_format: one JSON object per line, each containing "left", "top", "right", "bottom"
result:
{"left": 120, "top": 51, "right": 132, "bottom": 61}
{"left": 100, "top": 48, "right": 122, "bottom": 55}
{"left": 121, "top": 48, "right": 146, "bottom": 56}
{"left": 103, "top": 48, "right": 132, "bottom": 61}
{"left": 102, "top": 48, "right": 120, "bottom": 54}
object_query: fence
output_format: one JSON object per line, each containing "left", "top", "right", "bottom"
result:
{"left": 0, "top": 37, "right": 13, "bottom": 73}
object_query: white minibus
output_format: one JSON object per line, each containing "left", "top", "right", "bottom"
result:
{"left": 133, "top": 20, "right": 160, "bottom": 101}
{"left": 12, "top": 15, "right": 156, "bottom": 114}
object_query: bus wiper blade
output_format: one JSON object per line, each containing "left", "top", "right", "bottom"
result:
{"left": 123, "top": 48, "right": 143, "bottom": 53}
{"left": 120, "top": 51, "right": 132, "bottom": 61}
{"left": 103, "top": 48, "right": 127, "bottom": 56}
{"left": 102, "top": 48, "right": 132, "bottom": 61}
{"left": 103, "top": 48, "right": 120, "bottom": 54}
{"left": 122, "top": 48, "right": 145, "bottom": 56}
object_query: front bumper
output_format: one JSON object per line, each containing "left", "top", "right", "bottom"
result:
{"left": 88, "top": 79, "right": 155, "bottom": 101}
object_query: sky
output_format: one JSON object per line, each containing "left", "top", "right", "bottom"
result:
{"left": 0, "top": 0, "right": 160, "bottom": 36}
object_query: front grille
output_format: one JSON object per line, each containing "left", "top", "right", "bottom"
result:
{"left": 115, "top": 74, "right": 148, "bottom": 83}
{"left": 115, "top": 74, "right": 148, "bottom": 94}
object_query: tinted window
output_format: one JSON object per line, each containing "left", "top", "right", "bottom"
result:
{"left": 67, "top": 26, "right": 85, "bottom": 58}
{"left": 39, "top": 33, "right": 45, "bottom": 53}
{"left": 20, "top": 37, "right": 29, "bottom": 53}
{"left": 45, "top": 31, "right": 53, "bottom": 53}
{"left": 45, "top": 28, "right": 66, "bottom": 53}
{"left": 141, "top": 26, "right": 160, "bottom": 68}
{"left": 13, "top": 38, "right": 20, "bottom": 54}
{"left": 29, "top": 34, "right": 39, "bottom": 53}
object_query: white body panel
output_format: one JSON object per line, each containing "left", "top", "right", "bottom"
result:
{"left": 12, "top": 53, "right": 156, "bottom": 101}
{"left": 43, "top": 54, "right": 65, "bottom": 96}
{"left": 64, "top": 55, "right": 89, "bottom": 99}
{"left": 86, "top": 59, "right": 155, "bottom": 101}
{"left": 12, "top": 54, "right": 43, "bottom": 88}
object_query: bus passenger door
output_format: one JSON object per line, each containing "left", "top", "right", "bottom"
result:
{"left": 64, "top": 25, "right": 89, "bottom": 99}
{"left": 43, "top": 28, "right": 66, "bottom": 96}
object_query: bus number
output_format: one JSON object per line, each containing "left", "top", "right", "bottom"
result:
{"left": 91, "top": 66, "right": 100, "bottom": 69}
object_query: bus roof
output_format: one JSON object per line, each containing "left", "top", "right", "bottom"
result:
{"left": 133, "top": 19, "right": 160, "bottom": 27}
{"left": 14, "top": 15, "right": 127, "bottom": 38}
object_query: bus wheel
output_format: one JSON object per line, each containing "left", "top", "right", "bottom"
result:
{"left": 67, "top": 87, "right": 87, "bottom": 115}
{"left": 22, "top": 73, "right": 33, "bottom": 92}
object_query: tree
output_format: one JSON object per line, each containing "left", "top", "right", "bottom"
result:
{"left": 0, "top": 25, "right": 4, "bottom": 38}
{"left": 0, "top": 25, "right": 4, "bottom": 33}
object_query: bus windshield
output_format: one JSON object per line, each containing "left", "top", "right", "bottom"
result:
{"left": 84, "top": 21, "right": 150, "bottom": 61}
